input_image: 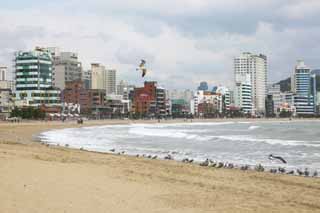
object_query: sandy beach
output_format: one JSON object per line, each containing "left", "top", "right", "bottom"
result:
{"left": 0, "top": 119, "right": 320, "bottom": 213}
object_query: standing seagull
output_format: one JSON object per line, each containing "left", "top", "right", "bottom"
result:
{"left": 268, "top": 154, "right": 287, "bottom": 164}
{"left": 136, "top": 59, "right": 148, "bottom": 77}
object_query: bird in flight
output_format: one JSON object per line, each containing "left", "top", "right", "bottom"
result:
{"left": 137, "top": 59, "right": 147, "bottom": 77}
{"left": 268, "top": 154, "right": 287, "bottom": 164}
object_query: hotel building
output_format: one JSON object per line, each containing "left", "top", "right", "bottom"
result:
{"left": 234, "top": 73, "right": 253, "bottom": 114}
{"left": 52, "top": 51, "right": 82, "bottom": 90}
{"left": 234, "top": 52, "right": 267, "bottom": 114}
{"left": 292, "top": 60, "right": 315, "bottom": 115}
{"left": 91, "top": 63, "right": 116, "bottom": 95}
{"left": 14, "top": 48, "right": 60, "bottom": 107}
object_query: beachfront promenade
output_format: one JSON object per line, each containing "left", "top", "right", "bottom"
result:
{"left": 0, "top": 119, "right": 320, "bottom": 213}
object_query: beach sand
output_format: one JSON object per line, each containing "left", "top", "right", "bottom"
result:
{"left": 0, "top": 119, "right": 320, "bottom": 213}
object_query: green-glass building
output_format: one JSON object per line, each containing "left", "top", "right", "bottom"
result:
{"left": 14, "top": 48, "right": 60, "bottom": 107}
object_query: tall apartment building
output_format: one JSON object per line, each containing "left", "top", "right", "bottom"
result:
{"left": 14, "top": 48, "right": 60, "bottom": 107}
{"left": 91, "top": 63, "right": 116, "bottom": 95}
{"left": 52, "top": 51, "right": 82, "bottom": 89}
{"left": 106, "top": 69, "right": 116, "bottom": 95}
{"left": 91, "top": 63, "right": 106, "bottom": 90}
{"left": 292, "top": 60, "right": 315, "bottom": 115}
{"left": 234, "top": 52, "right": 267, "bottom": 114}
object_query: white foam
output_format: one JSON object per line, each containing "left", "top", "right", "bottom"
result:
{"left": 38, "top": 121, "right": 320, "bottom": 171}
{"left": 130, "top": 121, "right": 235, "bottom": 128}
{"left": 212, "top": 135, "right": 320, "bottom": 147}
{"left": 128, "top": 127, "right": 212, "bottom": 141}
{"left": 248, "top": 125, "right": 260, "bottom": 130}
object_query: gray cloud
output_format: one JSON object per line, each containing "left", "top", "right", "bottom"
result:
{"left": 0, "top": 0, "right": 319, "bottom": 89}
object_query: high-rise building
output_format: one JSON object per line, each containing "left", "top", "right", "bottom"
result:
{"left": 292, "top": 60, "right": 315, "bottom": 115}
{"left": 91, "top": 63, "right": 106, "bottom": 90}
{"left": 0, "top": 66, "right": 7, "bottom": 81}
{"left": 14, "top": 48, "right": 60, "bottom": 107}
{"left": 106, "top": 69, "right": 116, "bottom": 95}
{"left": 234, "top": 52, "right": 267, "bottom": 114}
{"left": 52, "top": 51, "right": 82, "bottom": 89}
{"left": 91, "top": 63, "right": 116, "bottom": 95}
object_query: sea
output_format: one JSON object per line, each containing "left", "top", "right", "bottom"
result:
{"left": 39, "top": 120, "right": 320, "bottom": 171}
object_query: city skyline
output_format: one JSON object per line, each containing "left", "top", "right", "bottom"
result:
{"left": 0, "top": 1, "right": 320, "bottom": 90}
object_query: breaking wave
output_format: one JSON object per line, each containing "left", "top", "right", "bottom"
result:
{"left": 39, "top": 120, "right": 320, "bottom": 170}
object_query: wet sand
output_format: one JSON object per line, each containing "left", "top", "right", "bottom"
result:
{"left": 0, "top": 119, "right": 320, "bottom": 213}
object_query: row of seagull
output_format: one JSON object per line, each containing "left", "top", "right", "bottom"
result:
{"left": 196, "top": 158, "right": 319, "bottom": 177}
{"left": 138, "top": 154, "right": 319, "bottom": 178}
{"left": 76, "top": 147, "right": 319, "bottom": 178}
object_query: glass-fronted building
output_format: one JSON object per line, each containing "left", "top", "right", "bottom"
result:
{"left": 14, "top": 48, "right": 60, "bottom": 107}
{"left": 293, "top": 60, "right": 314, "bottom": 115}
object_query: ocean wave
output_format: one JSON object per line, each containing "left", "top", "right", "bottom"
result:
{"left": 129, "top": 121, "right": 235, "bottom": 128}
{"left": 213, "top": 135, "right": 320, "bottom": 147}
{"left": 128, "top": 127, "right": 215, "bottom": 141}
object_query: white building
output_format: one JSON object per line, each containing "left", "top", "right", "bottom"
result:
{"left": 234, "top": 52, "right": 267, "bottom": 114}
{"left": 190, "top": 90, "right": 222, "bottom": 115}
{"left": 106, "top": 69, "right": 116, "bottom": 95}
{"left": 91, "top": 63, "right": 116, "bottom": 95}
{"left": 14, "top": 48, "right": 60, "bottom": 107}
{"left": 234, "top": 74, "right": 253, "bottom": 114}
{"left": 216, "top": 86, "right": 231, "bottom": 112}
{"left": 191, "top": 90, "right": 203, "bottom": 115}
{"left": 52, "top": 51, "right": 82, "bottom": 89}
{"left": 91, "top": 63, "right": 106, "bottom": 90}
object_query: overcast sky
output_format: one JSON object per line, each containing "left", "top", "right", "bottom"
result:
{"left": 0, "top": 0, "right": 319, "bottom": 90}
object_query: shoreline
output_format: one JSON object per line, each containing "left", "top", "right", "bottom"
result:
{"left": 37, "top": 118, "right": 320, "bottom": 178}
{"left": 1, "top": 119, "right": 320, "bottom": 212}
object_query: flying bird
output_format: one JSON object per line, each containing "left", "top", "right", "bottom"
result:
{"left": 139, "top": 59, "right": 146, "bottom": 68}
{"left": 136, "top": 59, "right": 148, "bottom": 77}
{"left": 268, "top": 154, "right": 287, "bottom": 164}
